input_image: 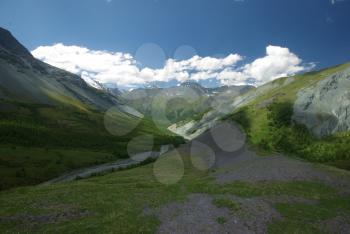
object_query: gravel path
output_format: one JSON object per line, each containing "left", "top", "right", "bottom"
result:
{"left": 41, "top": 151, "right": 159, "bottom": 185}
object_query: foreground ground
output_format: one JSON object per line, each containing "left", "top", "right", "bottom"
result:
{"left": 0, "top": 122, "right": 349, "bottom": 233}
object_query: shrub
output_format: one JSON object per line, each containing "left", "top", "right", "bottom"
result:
{"left": 267, "top": 102, "right": 293, "bottom": 127}
{"left": 228, "top": 107, "right": 251, "bottom": 130}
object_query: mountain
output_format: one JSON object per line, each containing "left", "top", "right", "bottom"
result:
{"left": 180, "top": 81, "right": 209, "bottom": 94}
{"left": 0, "top": 27, "right": 124, "bottom": 110}
{"left": 102, "top": 83, "right": 123, "bottom": 97}
{"left": 0, "top": 28, "right": 183, "bottom": 189}
{"left": 122, "top": 82, "right": 254, "bottom": 126}
{"left": 169, "top": 62, "right": 350, "bottom": 169}
{"left": 1, "top": 30, "right": 350, "bottom": 234}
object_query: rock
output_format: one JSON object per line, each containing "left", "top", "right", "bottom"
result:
{"left": 293, "top": 66, "right": 350, "bottom": 137}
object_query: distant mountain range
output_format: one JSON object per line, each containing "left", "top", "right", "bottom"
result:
{"left": 2, "top": 25, "right": 350, "bottom": 141}
{"left": 121, "top": 81, "right": 253, "bottom": 126}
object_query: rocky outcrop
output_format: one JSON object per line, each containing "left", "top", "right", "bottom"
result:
{"left": 294, "top": 66, "right": 350, "bottom": 137}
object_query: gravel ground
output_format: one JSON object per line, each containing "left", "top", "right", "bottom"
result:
{"left": 179, "top": 121, "right": 350, "bottom": 191}
{"left": 151, "top": 194, "right": 280, "bottom": 234}
{"left": 151, "top": 193, "right": 320, "bottom": 234}
{"left": 214, "top": 152, "right": 350, "bottom": 192}
{"left": 322, "top": 216, "right": 350, "bottom": 234}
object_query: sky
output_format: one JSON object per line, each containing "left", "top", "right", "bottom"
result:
{"left": 0, "top": 0, "right": 349, "bottom": 89}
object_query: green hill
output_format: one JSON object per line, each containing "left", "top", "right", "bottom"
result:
{"left": 226, "top": 63, "right": 350, "bottom": 169}
{"left": 166, "top": 62, "right": 350, "bottom": 169}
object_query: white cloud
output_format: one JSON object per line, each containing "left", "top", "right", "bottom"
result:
{"left": 32, "top": 43, "right": 142, "bottom": 87}
{"left": 217, "top": 45, "right": 315, "bottom": 86}
{"left": 244, "top": 45, "right": 305, "bottom": 82}
{"left": 31, "top": 44, "right": 313, "bottom": 89}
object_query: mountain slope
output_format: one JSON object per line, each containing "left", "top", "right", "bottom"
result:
{"left": 173, "top": 62, "right": 350, "bottom": 168}
{"left": 294, "top": 66, "right": 350, "bottom": 136}
{"left": 0, "top": 28, "right": 183, "bottom": 189}
{"left": 123, "top": 83, "right": 253, "bottom": 127}
{"left": 0, "top": 27, "right": 120, "bottom": 110}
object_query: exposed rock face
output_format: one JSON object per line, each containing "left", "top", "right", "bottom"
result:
{"left": 294, "top": 66, "right": 350, "bottom": 137}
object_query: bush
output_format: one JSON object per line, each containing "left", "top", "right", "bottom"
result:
{"left": 265, "top": 101, "right": 350, "bottom": 164}
{"left": 228, "top": 107, "right": 251, "bottom": 130}
{"left": 267, "top": 102, "right": 293, "bottom": 127}
{"left": 15, "top": 168, "right": 26, "bottom": 178}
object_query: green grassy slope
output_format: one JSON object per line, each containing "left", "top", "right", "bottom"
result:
{"left": 0, "top": 99, "right": 184, "bottom": 190}
{"left": 226, "top": 62, "right": 350, "bottom": 170}
{"left": 0, "top": 153, "right": 349, "bottom": 233}
{"left": 0, "top": 27, "right": 185, "bottom": 190}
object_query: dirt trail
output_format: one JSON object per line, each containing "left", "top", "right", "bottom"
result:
{"left": 41, "top": 151, "right": 159, "bottom": 185}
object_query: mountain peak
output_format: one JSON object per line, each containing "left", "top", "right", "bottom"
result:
{"left": 180, "top": 81, "right": 203, "bottom": 88}
{"left": 0, "top": 27, "right": 33, "bottom": 59}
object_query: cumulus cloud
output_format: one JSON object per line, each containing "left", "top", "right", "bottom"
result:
{"left": 217, "top": 45, "right": 315, "bottom": 86}
{"left": 31, "top": 44, "right": 313, "bottom": 89}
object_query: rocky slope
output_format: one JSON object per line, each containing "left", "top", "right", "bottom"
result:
{"left": 294, "top": 66, "right": 350, "bottom": 137}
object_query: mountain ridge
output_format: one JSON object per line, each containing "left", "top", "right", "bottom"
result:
{"left": 0, "top": 27, "right": 122, "bottom": 110}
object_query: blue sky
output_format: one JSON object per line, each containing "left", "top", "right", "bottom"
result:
{"left": 0, "top": 0, "right": 349, "bottom": 89}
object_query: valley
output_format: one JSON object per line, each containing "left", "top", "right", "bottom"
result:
{"left": 0, "top": 27, "right": 183, "bottom": 189}
{"left": 0, "top": 122, "right": 349, "bottom": 233}
{"left": 0, "top": 22, "right": 350, "bottom": 233}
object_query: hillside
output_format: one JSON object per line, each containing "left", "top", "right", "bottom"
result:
{"left": 0, "top": 28, "right": 183, "bottom": 190}
{"left": 122, "top": 83, "right": 253, "bottom": 127}
{"left": 0, "top": 122, "right": 349, "bottom": 233}
{"left": 169, "top": 62, "right": 350, "bottom": 169}
{"left": 0, "top": 27, "right": 121, "bottom": 110}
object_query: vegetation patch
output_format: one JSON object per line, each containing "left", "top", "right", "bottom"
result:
{"left": 227, "top": 102, "right": 350, "bottom": 169}
{"left": 268, "top": 197, "right": 350, "bottom": 234}
{"left": 212, "top": 198, "right": 241, "bottom": 212}
{"left": 224, "top": 63, "right": 350, "bottom": 169}
{"left": 0, "top": 100, "right": 184, "bottom": 189}
{"left": 216, "top": 216, "right": 226, "bottom": 224}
